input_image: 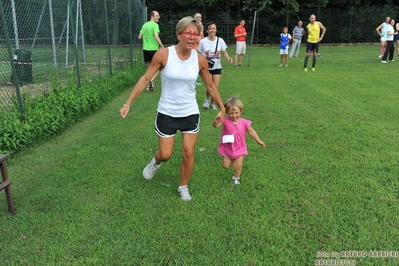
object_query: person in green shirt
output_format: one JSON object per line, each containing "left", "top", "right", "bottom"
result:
{"left": 139, "top": 11, "right": 164, "bottom": 91}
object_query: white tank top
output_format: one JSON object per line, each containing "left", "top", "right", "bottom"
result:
{"left": 157, "top": 46, "right": 199, "bottom": 117}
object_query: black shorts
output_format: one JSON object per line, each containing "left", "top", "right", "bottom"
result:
{"left": 210, "top": 68, "right": 222, "bottom": 75}
{"left": 143, "top": 50, "right": 157, "bottom": 63}
{"left": 306, "top": 42, "right": 319, "bottom": 53}
{"left": 155, "top": 112, "right": 200, "bottom": 137}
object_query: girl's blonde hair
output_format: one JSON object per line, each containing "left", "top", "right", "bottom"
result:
{"left": 224, "top": 97, "right": 244, "bottom": 112}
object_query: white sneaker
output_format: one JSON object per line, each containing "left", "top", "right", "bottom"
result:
{"left": 285, "top": 64, "right": 288, "bottom": 67}
{"left": 195, "top": 81, "right": 202, "bottom": 85}
{"left": 279, "top": 64, "right": 283, "bottom": 67}
{"left": 232, "top": 178, "right": 240, "bottom": 185}
{"left": 211, "top": 104, "right": 218, "bottom": 110}
{"left": 178, "top": 186, "right": 192, "bottom": 201}
{"left": 378, "top": 55, "right": 382, "bottom": 58}
{"left": 143, "top": 158, "right": 160, "bottom": 180}
{"left": 203, "top": 98, "right": 210, "bottom": 109}
{"left": 381, "top": 60, "right": 387, "bottom": 63}
{"left": 148, "top": 80, "right": 154, "bottom": 91}
{"left": 389, "top": 59, "right": 394, "bottom": 62}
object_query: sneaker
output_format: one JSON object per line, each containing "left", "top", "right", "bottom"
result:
{"left": 312, "top": 68, "right": 316, "bottom": 71}
{"left": 232, "top": 178, "right": 240, "bottom": 185}
{"left": 148, "top": 80, "right": 154, "bottom": 91}
{"left": 211, "top": 104, "right": 218, "bottom": 110}
{"left": 318, "top": 54, "right": 321, "bottom": 57}
{"left": 203, "top": 98, "right": 210, "bottom": 109}
{"left": 143, "top": 158, "right": 160, "bottom": 180}
{"left": 178, "top": 186, "right": 192, "bottom": 201}
{"left": 295, "top": 55, "right": 298, "bottom": 58}
{"left": 389, "top": 59, "right": 394, "bottom": 62}
{"left": 235, "top": 65, "right": 238, "bottom": 67}
{"left": 279, "top": 64, "right": 283, "bottom": 67}
{"left": 381, "top": 60, "right": 387, "bottom": 63}
{"left": 378, "top": 55, "right": 382, "bottom": 58}
{"left": 195, "top": 81, "right": 202, "bottom": 85}
{"left": 285, "top": 64, "right": 288, "bottom": 67}
{"left": 304, "top": 67, "right": 308, "bottom": 72}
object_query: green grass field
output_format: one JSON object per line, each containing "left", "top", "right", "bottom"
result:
{"left": 1, "top": 45, "right": 399, "bottom": 265}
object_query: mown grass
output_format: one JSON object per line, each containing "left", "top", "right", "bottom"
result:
{"left": 1, "top": 45, "right": 399, "bottom": 265}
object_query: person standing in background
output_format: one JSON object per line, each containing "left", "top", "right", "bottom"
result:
{"left": 138, "top": 11, "right": 164, "bottom": 91}
{"left": 376, "top": 16, "right": 390, "bottom": 59}
{"left": 279, "top": 27, "right": 291, "bottom": 67}
{"left": 193, "top": 13, "right": 204, "bottom": 50}
{"left": 381, "top": 18, "right": 396, "bottom": 63}
{"left": 303, "top": 14, "right": 326, "bottom": 72}
{"left": 234, "top": 19, "right": 247, "bottom": 67}
{"left": 193, "top": 13, "right": 204, "bottom": 85}
{"left": 289, "top": 21, "right": 305, "bottom": 58}
{"left": 396, "top": 20, "right": 399, "bottom": 56}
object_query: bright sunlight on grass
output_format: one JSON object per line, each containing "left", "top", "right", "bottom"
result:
{"left": 1, "top": 45, "right": 399, "bottom": 265}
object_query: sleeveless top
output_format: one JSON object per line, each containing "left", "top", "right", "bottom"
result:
{"left": 307, "top": 22, "right": 320, "bottom": 43}
{"left": 157, "top": 46, "right": 199, "bottom": 117}
{"left": 280, "top": 33, "right": 290, "bottom": 49}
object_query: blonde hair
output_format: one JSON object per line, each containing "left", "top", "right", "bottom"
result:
{"left": 176, "top": 16, "right": 203, "bottom": 35}
{"left": 224, "top": 97, "right": 244, "bottom": 112}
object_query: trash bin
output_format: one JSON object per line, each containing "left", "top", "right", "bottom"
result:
{"left": 10, "top": 49, "right": 33, "bottom": 84}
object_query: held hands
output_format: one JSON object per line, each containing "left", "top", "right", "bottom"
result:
{"left": 214, "top": 110, "right": 225, "bottom": 124}
{"left": 258, "top": 140, "right": 266, "bottom": 148}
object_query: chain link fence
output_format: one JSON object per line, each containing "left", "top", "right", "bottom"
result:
{"left": 1, "top": 2, "right": 398, "bottom": 113}
{"left": 0, "top": 0, "right": 146, "bottom": 112}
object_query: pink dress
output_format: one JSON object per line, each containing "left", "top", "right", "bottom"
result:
{"left": 217, "top": 117, "right": 252, "bottom": 159}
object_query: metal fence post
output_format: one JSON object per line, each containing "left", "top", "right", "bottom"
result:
{"left": 0, "top": 0, "right": 24, "bottom": 119}
{"left": 68, "top": 0, "right": 81, "bottom": 87}
{"left": 128, "top": 0, "right": 133, "bottom": 68}
{"left": 103, "top": 0, "right": 112, "bottom": 76}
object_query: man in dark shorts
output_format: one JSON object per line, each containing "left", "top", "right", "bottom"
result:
{"left": 303, "top": 14, "right": 326, "bottom": 72}
{"left": 138, "top": 11, "right": 164, "bottom": 91}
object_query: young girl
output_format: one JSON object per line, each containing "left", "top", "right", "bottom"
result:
{"left": 213, "top": 97, "right": 265, "bottom": 185}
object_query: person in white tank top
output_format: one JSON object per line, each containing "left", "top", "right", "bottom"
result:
{"left": 119, "top": 16, "right": 225, "bottom": 201}
{"left": 376, "top": 16, "right": 391, "bottom": 58}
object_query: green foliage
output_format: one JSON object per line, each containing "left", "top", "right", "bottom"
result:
{"left": 0, "top": 66, "right": 145, "bottom": 154}
{"left": 336, "top": 4, "right": 399, "bottom": 42}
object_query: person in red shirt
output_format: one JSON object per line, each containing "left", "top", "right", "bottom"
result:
{"left": 234, "top": 19, "right": 247, "bottom": 67}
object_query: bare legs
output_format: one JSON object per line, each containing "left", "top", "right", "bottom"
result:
{"left": 206, "top": 74, "right": 221, "bottom": 106}
{"left": 154, "top": 133, "right": 197, "bottom": 186}
{"left": 234, "top": 53, "right": 244, "bottom": 66}
{"left": 221, "top": 155, "right": 244, "bottom": 179}
{"left": 379, "top": 40, "right": 387, "bottom": 57}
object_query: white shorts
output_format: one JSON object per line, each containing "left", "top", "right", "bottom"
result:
{"left": 236, "top": 42, "right": 246, "bottom": 54}
{"left": 380, "top": 37, "right": 387, "bottom": 42}
{"left": 280, "top": 48, "right": 289, "bottom": 54}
